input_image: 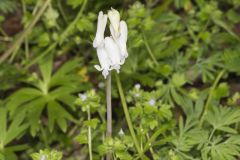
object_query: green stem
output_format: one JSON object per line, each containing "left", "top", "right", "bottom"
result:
{"left": 57, "top": 0, "right": 68, "bottom": 23}
{"left": 208, "top": 128, "right": 216, "bottom": 142}
{"left": 24, "top": 0, "right": 88, "bottom": 69}
{"left": 115, "top": 73, "right": 143, "bottom": 158}
{"left": 199, "top": 69, "right": 225, "bottom": 126}
{"left": 0, "top": 0, "right": 52, "bottom": 64}
{"left": 88, "top": 107, "right": 93, "bottom": 160}
{"left": 142, "top": 32, "right": 159, "bottom": 66}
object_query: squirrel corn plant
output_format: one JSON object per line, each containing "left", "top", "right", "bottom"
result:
{"left": 92, "top": 8, "right": 130, "bottom": 159}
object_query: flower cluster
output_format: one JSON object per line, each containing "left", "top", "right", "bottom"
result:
{"left": 93, "top": 8, "right": 128, "bottom": 78}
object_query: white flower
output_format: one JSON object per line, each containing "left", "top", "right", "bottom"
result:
{"left": 79, "top": 93, "right": 87, "bottom": 101}
{"left": 104, "top": 37, "right": 123, "bottom": 73}
{"left": 93, "top": 11, "right": 107, "bottom": 48}
{"left": 134, "top": 84, "right": 141, "bottom": 89}
{"left": 40, "top": 155, "right": 46, "bottom": 160}
{"left": 148, "top": 99, "right": 156, "bottom": 106}
{"left": 110, "top": 21, "right": 128, "bottom": 60}
{"left": 93, "top": 9, "right": 128, "bottom": 78}
{"left": 108, "top": 8, "right": 120, "bottom": 38}
{"left": 118, "top": 128, "right": 125, "bottom": 136}
{"left": 135, "top": 93, "right": 140, "bottom": 97}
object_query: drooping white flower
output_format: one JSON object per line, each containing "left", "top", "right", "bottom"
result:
{"left": 93, "top": 11, "right": 107, "bottom": 48}
{"left": 104, "top": 37, "right": 123, "bottom": 73}
{"left": 108, "top": 8, "right": 120, "bottom": 38}
{"left": 93, "top": 9, "right": 128, "bottom": 78}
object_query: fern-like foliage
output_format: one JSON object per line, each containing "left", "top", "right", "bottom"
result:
{"left": 173, "top": 116, "right": 208, "bottom": 153}
{"left": 205, "top": 106, "right": 240, "bottom": 134}
{"left": 201, "top": 135, "right": 240, "bottom": 160}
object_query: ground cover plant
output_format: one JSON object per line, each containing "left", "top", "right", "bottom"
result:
{"left": 1, "top": 0, "right": 240, "bottom": 159}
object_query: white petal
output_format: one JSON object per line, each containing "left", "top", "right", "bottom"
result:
{"left": 93, "top": 11, "right": 107, "bottom": 48}
{"left": 113, "top": 21, "right": 128, "bottom": 59}
{"left": 110, "top": 24, "right": 118, "bottom": 40}
{"left": 118, "top": 40, "right": 128, "bottom": 58}
{"left": 102, "top": 69, "right": 109, "bottom": 79}
{"left": 96, "top": 47, "right": 111, "bottom": 72}
{"left": 104, "top": 37, "right": 121, "bottom": 66}
{"left": 94, "top": 65, "right": 102, "bottom": 71}
{"left": 119, "top": 21, "right": 128, "bottom": 42}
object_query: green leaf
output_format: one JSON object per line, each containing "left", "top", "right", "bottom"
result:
{"left": 205, "top": 106, "right": 240, "bottom": 132}
{"left": 31, "top": 149, "right": 62, "bottom": 160}
{"left": 75, "top": 133, "right": 88, "bottom": 144}
{"left": 213, "top": 19, "right": 240, "bottom": 40}
{"left": 5, "top": 110, "right": 28, "bottom": 145}
{"left": 37, "top": 32, "right": 50, "bottom": 47}
{"left": 0, "top": 107, "right": 7, "bottom": 147}
{"left": 47, "top": 101, "right": 72, "bottom": 132}
{"left": 202, "top": 135, "right": 240, "bottom": 160}
{"left": 213, "top": 82, "right": 229, "bottom": 100}
{"left": 6, "top": 88, "right": 42, "bottom": 115}
{"left": 171, "top": 73, "right": 186, "bottom": 87}
{"left": 27, "top": 98, "right": 46, "bottom": 136}
{"left": 84, "top": 118, "right": 100, "bottom": 129}
{"left": 39, "top": 55, "right": 52, "bottom": 83}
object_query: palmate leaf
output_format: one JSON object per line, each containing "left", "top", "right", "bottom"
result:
{"left": 6, "top": 58, "right": 81, "bottom": 136}
{"left": 202, "top": 135, "right": 240, "bottom": 160}
{"left": 205, "top": 106, "right": 240, "bottom": 133}
{"left": 6, "top": 88, "right": 42, "bottom": 116}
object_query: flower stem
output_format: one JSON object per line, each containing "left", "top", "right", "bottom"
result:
{"left": 199, "top": 69, "right": 225, "bottom": 126}
{"left": 142, "top": 32, "right": 159, "bottom": 66}
{"left": 106, "top": 72, "right": 112, "bottom": 160}
{"left": 87, "top": 107, "right": 93, "bottom": 160}
{"left": 24, "top": 0, "right": 88, "bottom": 69}
{"left": 115, "top": 73, "right": 143, "bottom": 158}
{"left": 0, "top": 0, "right": 52, "bottom": 63}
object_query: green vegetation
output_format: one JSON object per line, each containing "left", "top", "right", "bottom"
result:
{"left": 1, "top": 0, "right": 240, "bottom": 159}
